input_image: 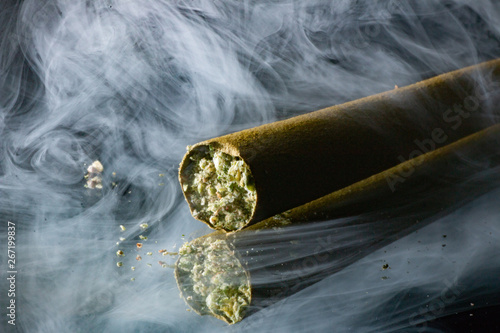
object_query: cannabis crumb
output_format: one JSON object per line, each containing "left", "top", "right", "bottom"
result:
{"left": 85, "top": 160, "right": 104, "bottom": 189}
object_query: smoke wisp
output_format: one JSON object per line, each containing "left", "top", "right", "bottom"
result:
{"left": 1, "top": 0, "right": 500, "bottom": 332}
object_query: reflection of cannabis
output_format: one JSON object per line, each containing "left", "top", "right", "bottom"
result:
{"left": 176, "top": 237, "right": 251, "bottom": 324}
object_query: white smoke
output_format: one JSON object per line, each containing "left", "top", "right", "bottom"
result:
{"left": 1, "top": 0, "right": 500, "bottom": 332}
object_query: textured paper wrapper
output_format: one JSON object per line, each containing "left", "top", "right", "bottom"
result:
{"left": 179, "top": 59, "right": 500, "bottom": 230}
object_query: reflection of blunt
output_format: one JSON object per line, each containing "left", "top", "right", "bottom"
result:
{"left": 176, "top": 124, "right": 500, "bottom": 324}
{"left": 408, "top": 279, "right": 463, "bottom": 329}
{"left": 179, "top": 59, "right": 500, "bottom": 232}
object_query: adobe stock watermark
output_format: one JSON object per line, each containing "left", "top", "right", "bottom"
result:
{"left": 408, "top": 279, "right": 464, "bottom": 331}
{"left": 268, "top": 232, "right": 338, "bottom": 301}
{"left": 6, "top": 221, "right": 17, "bottom": 327}
{"left": 385, "top": 87, "right": 493, "bottom": 192}
{"left": 247, "top": 231, "right": 338, "bottom": 327}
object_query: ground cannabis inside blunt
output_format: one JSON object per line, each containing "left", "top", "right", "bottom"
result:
{"left": 177, "top": 238, "right": 251, "bottom": 324}
{"left": 182, "top": 146, "right": 256, "bottom": 230}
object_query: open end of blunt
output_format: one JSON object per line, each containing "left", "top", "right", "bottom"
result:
{"left": 181, "top": 145, "right": 257, "bottom": 231}
{"left": 176, "top": 238, "right": 251, "bottom": 324}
